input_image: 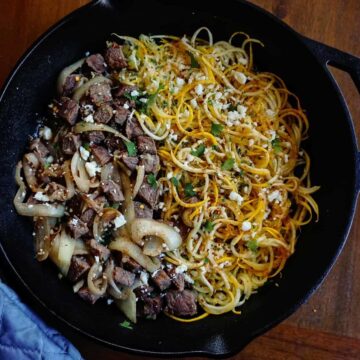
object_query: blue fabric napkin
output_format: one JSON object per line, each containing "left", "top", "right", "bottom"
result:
{"left": 0, "top": 282, "right": 82, "bottom": 360}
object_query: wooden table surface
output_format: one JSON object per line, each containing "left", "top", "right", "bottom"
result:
{"left": 1, "top": 1, "right": 360, "bottom": 359}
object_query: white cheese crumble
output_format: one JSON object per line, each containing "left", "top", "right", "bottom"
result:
{"left": 248, "top": 139, "right": 255, "bottom": 147}
{"left": 284, "top": 154, "right": 289, "bottom": 163}
{"left": 237, "top": 104, "right": 247, "bottom": 119}
{"left": 79, "top": 146, "right": 90, "bottom": 161}
{"left": 184, "top": 274, "right": 194, "bottom": 284}
{"left": 241, "top": 221, "right": 252, "bottom": 231}
{"left": 176, "top": 77, "right": 185, "bottom": 86}
{"left": 139, "top": 98, "right": 148, "bottom": 104}
{"left": 229, "top": 191, "right": 244, "bottom": 206}
{"left": 123, "top": 103, "right": 129, "bottom": 109}
{"left": 140, "top": 271, "right": 149, "bottom": 285}
{"left": 39, "top": 126, "right": 52, "bottom": 140}
{"left": 166, "top": 172, "right": 173, "bottom": 180}
{"left": 130, "top": 90, "right": 139, "bottom": 97}
{"left": 158, "top": 202, "right": 165, "bottom": 210}
{"left": 190, "top": 98, "right": 198, "bottom": 109}
{"left": 113, "top": 214, "right": 126, "bottom": 229}
{"left": 266, "top": 109, "right": 275, "bottom": 117}
{"left": 233, "top": 71, "right": 247, "bottom": 85}
{"left": 268, "top": 130, "right": 276, "bottom": 141}
{"left": 175, "top": 264, "right": 188, "bottom": 274}
{"left": 85, "top": 161, "right": 101, "bottom": 178}
{"left": 195, "top": 83, "right": 203, "bottom": 96}
{"left": 34, "top": 192, "right": 49, "bottom": 202}
{"left": 268, "top": 190, "right": 282, "bottom": 203}
{"left": 46, "top": 156, "right": 54, "bottom": 164}
{"left": 168, "top": 130, "right": 178, "bottom": 142}
{"left": 84, "top": 114, "right": 94, "bottom": 123}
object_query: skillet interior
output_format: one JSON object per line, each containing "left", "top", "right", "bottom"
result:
{"left": 0, "top": 0, "right": 357, "bottom": 356}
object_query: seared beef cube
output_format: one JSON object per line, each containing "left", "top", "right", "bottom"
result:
{"left": 113, "top": 266, "right": 135, "bottom": 287}
{"left": 86, "top": 131, "right": 105, "bottom": 144}
{"left": 88, "top": 82, "right": 112, "bottom": 106}
{"left": 100, "top": 180, "right": 124, "bottom": 202}
{"left": 114, "top": 97, "right": 135, "bottom": 109}
{"left": 91, "top": 144, "right": 112, "bottom": 165}
{"left": 138, "top": 296, "right": 163, "bottom": 319}
{"left": 117, "top": 150, "right": 138, "bottom": 171}
{"left": 85, "top": 53, "right": 105, "bottom": 73}
{"left": 45, "top": 182, "right": 68, "bottom": 201}
{"left": 134, "top": 201, "right": 153, "bottom": 219}
{"left": 87, "top": 239, "right": 110, "bottom": 261}
{"left": 62, "top": 74, "right": 80, "bottom": 96}
{"left": 139, "top": 153, "right": 160, "bottom": 173}
{"left": 104, "top": 135, "right": 124, "bottom": 152}
{"left": 113, "top": 104, "right": 130, "bottom": 125}
{"left": 137, "top": 180, "right": 159, "bottom": 209}
{"left": 136, "top": 136, "right": 157, "bottom": 154}
{"left": 122, "top": 254, "right": 142, "bottom": 272}
{"left": 166, "top": 267, "right": 185, "bottom": 291}
{"left": 134, "top": 285, "right": 154, "bottom": 300}
{"left": 80, "top": 208, "right": 96, "bottom": 228}
{"left": 29, "top": 138, "right": 49, "bottom": 159}
{"left": 165, "top": 290, "right": 197, "bottom": 316}
{"left": 78, "top": 287, "right": 101, "bottom": 304}
{"left": 113, "top": 84, "right": 138, "bottom": 98}
{"left": 67, "top": 216, "right": 89, "bottom": 239}
{"left": 58, "top": 97, "right": 79, "bottom": 125}
{"left": 94, "top": 103, "right": 113, "bottom": 124}
{"left": 152, "top": 269, "right": 171, "bottom": 291}
{"left": 105, "top": 43, "right": 127, "bottom": 69}
{"left": 125, "top": 117, "right": 144, "bottom": 139}
{"left": 67, "top": 255, "right": 90, "bottom": 283}
{"left": 62, "top": 132, "right": 81, "bottom": 155}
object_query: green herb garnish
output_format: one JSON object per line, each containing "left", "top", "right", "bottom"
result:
{"left": 83, "top": 142, "right": 90, "bottom": 151}
{"left": 171, "top": 176, "right": 179, "bottom": 188}
{"left": 211, "top": 123, "right": 224, "bottom": 137}
{"left": 271, "top": 137, "right": 282, "bottom": 153}
{"left": 119, "top": 320, "right": 133, "bottom": 330}
{"left": 188, "top": 51, "right": 200, "bottom": 68}
{"left": 125, "top": 141, "right": 137, "bottom": 156}
{"left": 43, "top": 161, "right": 51, "bottom": 169}
{"left": 228, "top": 103, "right": 238, "bottom": 111}
{"left": 247, "top": 240, "right": 258, "bottom": 252}
{"left": 221, "top": 158, "right": 235, "bottom": 171}
{"left": 147, "top": 173, "right": 157, "bottom": 188}
{"left": 110, "top": 202, "right": 120, "bottom": 210}
{"left": 204, "top": 257, "right": 209, "bottom": 264}
{"left": 190, "top": 144, "right": 206, "bottom": 157}
{"left": 204, "top": 221, "right": 214, "bottom": 232}
{"left": 212, "top": 145, "right": 220, "bottom": 151}
{"left": 184, "top": 183, "right": 196, "bottom": 197}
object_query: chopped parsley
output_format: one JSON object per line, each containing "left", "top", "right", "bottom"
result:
{"left": 146, "top": 84, "right": 164, "bottom": 113}
{"left": 211, "top": 123, "right": 224, "bottom": 137}
{"left": 83, "top": 142, "right": 90, "bottom": 151}
{"left": 110, "top": 202, "right": 120, "bottom": 209}
{"left": 204, "top": 257, "right": 209, "bottom": 264}
{"left": 171, "top": 176, "right": 179, "bottom": 188}
{"left": 271, "top": 138, "right": 282, "bottom": 153}
{"left": 247, "top": 240, "right": 258, "bottom": 252}
{"left": 125, "top": 141, "right": 137, "bottom": 156}
{"left": 43, "top": 161, "right": 51, "bottom": 169}
{"left": 221, "top": 158, "right": 235, "bottom": 171}
{"left": 190, "top": 144, "right": 206, "bottom": 157}
{"left": 204, "top": 221, "right": 215, "bottom": 232}
{"left": 147, "top": 173, "right": 157, "bottom": 188}
{"left": 119, "top": 320, "right": 133, "bottom": 330}
{"left": 228, "top": 103, "right": 238, "bottom": 111}
{"left": 188, "top": 51, "right": 200, "bottom": 68}
{"left": 184, "top": 183, "right": 196, "bottom": 197}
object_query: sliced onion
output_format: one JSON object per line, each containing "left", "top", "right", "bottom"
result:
{"left": 109, "top": 236, "right": 160, "bottom": 273}
{"left": 104, "top": 260, "right": 125, "bottom": 300}
{"left": 71, "top": 151, "right": 90, "bottom": 193}
{"left": 34, "top": 217, "right": 53, "bottom": 261}
{"left": 57, "top": 229, "right": 76, "bottom": 275}
{"left": 57, "top": 58, "right": 85, "bottom": 94}
{"left": 72, "top": 76, "right": 112, "bottom": 102}
{"left": 143, "top": 236, "right": 163, "bottom": 257}
{"left": 74, "top": 122, "right": 129, "bottom": 143}
{"left": 23, "top": 153, "right": 39, "bottom": 191}
{"left": 93, "top": 208, "right": 121, "bottom": 243}
{"left": 131, "top": 218, "right": 182, "bottom": 251}
{"left": 63, "top": 160, "right": 75, "bottom": 200}
{"left": 133, "top": 165, "right": 145, "bottom": 198}
{"left": 87, "top": 262, "right": 107, "bottom": 296}
{"left": 115, "top": 289, "right": 137, "bottom": 323}
{"left": 119, "top": 171, "right": 135, "bottom": 234}
{"left": 73, "top": 239, "right": 89, "bottom": 255}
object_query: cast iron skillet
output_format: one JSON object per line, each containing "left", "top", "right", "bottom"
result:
{"left": 1, "top": 0, "right": 360, "bottom": 357}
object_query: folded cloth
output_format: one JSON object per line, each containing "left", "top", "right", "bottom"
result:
{"left": 0, "top": 282, "right": 82, "bottom": 360}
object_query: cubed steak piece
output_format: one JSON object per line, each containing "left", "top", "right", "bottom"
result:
{"left": 100, "top": 179, "right": 124, "bottom": 202}
{"left": 67, "top": 255, "right": 90, "bottom": 283}
{"left": 94, "top": 103, "right": 113, "bottom": 124}
{"left": 166, "top": 267, "right": 185, "bottom": 291}
{"left": 137, "top": 180, "right": 159, "bottom": 209}
{"left": 104, "top": 135, "right": 123, "bottom": 152}
{"left": 165, "top": 290, "right": 197, "bottom": 317}
{"left": 138, "top": 295, "right": 163, "bottom": 319}
{"left": 139, "top": 153, "right": 160, "bottom": 173}
{"left": 113, "top": 104, "right": 130, "bottom": 126}
{"left": 80, "top": 208, "right": 96, "bottom": 228}
{"left": 134, "top": 201, "right": 153, "bottom": 219}
{"left": 152, "top": 269, "right": 171, "bottom": 291}
{"left": 85, "top": 131, "right": 105, "bottom": 144}
{"left": 67, "top": 216, "right": 89, "bottom": 239}
{"left": 117, "top": 150, "right": 139, "bottom": 171}
{"left": 113, "top": 84, "right": 138, "bottom": 98}
{"left": 62, "top": 74, "right": 80, "bottom": 96}
{"left": 136, "top": 136, "right": 157, "bottom": 154}
{"left": 121, "top": 254, "right": 142, "bottom": 273}
{"left": 78, "top": 287, "right": 101, "bottom": 304}
{"left": 134, "top": 285, "right": 154, "bottom": 300}
{"left": 105, "top": 43, "right": 127, "bottom": 70}
{"left": 87, "top": 239, "right": 110, "bottom": 261}
{"left": 58, "top": 97, "right": 79, "bottom": 125}
{"left": 85, "top": 53, "right": 106, "bottom": 73}
{"left": 125, "top": 117, "right": 144, "bottom": 139}
{"left": 88, "top": 82, "right": 112, "bottom": 106}
{"left": 29, "top": 138, "right": 49, "bottom": 159}
{"left": 113, "top": 266, "right": 135, "bottom": 287}
{"left": 91, "top": 144, "right": 112, "bottom": 165}
{"left": 62, "top": 132, "right": 81, "bottom": 155}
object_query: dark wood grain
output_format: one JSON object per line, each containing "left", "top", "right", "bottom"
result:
{"left": 1, "top": 0, "right": 360, "bottom": 359}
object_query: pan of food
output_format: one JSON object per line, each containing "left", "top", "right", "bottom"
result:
{"left": 0, "top": 0, "right": 359, "bottom": 357}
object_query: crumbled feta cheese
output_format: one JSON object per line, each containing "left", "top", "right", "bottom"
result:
{"left": 233, "top": 71, "right": 247, "bottom": 84}
{"left": 46, "top": 156, "right": 54, "bottom": 164}
{"left": 268, "top": 190, "right": 282, "bottom": 203}
{"left": 189, "top": 99, "right": 197, "bottom": 110}
{"left": 166, "top": 172, "right": 173, "bottom": 180}
{"left": 123, "top": 103, "right": 129, "bottom": 109}
{"left": 140, "top": 271, "right": 149, "bottom": 285}
{"left": 249, "top": 139, "right": 255, "bottom": 147}
{"left": 241, "top": 221, "right": 252, "bottom": 231}
{"left": 184, "top": 274, "right": 194, "bottom": 284}
{"left": 85, "top": 161, "right": 101, "bottom": 178}
{"left": 176, "top": 77, "right": 185, "bottom": 86}
{"left": 158, "top": 202, "right": 165, "bottom": 210}
{"left": 70, "top": 217, "right": 78, "bottom": 226}
{"left": 195, "top": 83, "right": 203, "bottom": 96}
{"left": 113, "top": 214, "right": 126, "bottom": 229}
{"left": 237, "top": 105, "right": 247, "bottom": 119}
{"left": 34, "top": 192, "right": 49, "bottom": 202}
{"left": 139, "top": 98, "right": 148, "bottom": 103}
{"left": 266, "top": 109, "right": 275, "bottom": 117}
{"left": 215, "top": 92, "right": 222, "bottom": 100}
{"left": 107, "top": 299, "right": 114, "bottom": 305}
{"left": 79, "top": 146, "right": 90, "bottom": 161}
{"left": 84, "top": 114, "right": 94, "bottom": 123}
{"left": 229, "top": 191, "right": 244, "bottom": 205}
{"left": 39, "top": 126, "right": 52, "bottom": 140}
{"left": 168, "top": 130, "right": 178, "bottom": 142}
{"left": 175, "top": 264, "right": 188, "bottom": 274}
{"left": 284, "top": 154, "right": 289, "bottom": 163}
{"left": 130, "top": 90, "right": 139, "bottom": 97}
{"left": 94, "top": 256, "right": 99, "bottom": 263}
{"left": 268, "top": 130, "right": 276, "bottom": 141}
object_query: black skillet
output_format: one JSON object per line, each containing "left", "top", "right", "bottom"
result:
{"left": 1, "top": 0, "right": 360, "bottom": 357}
